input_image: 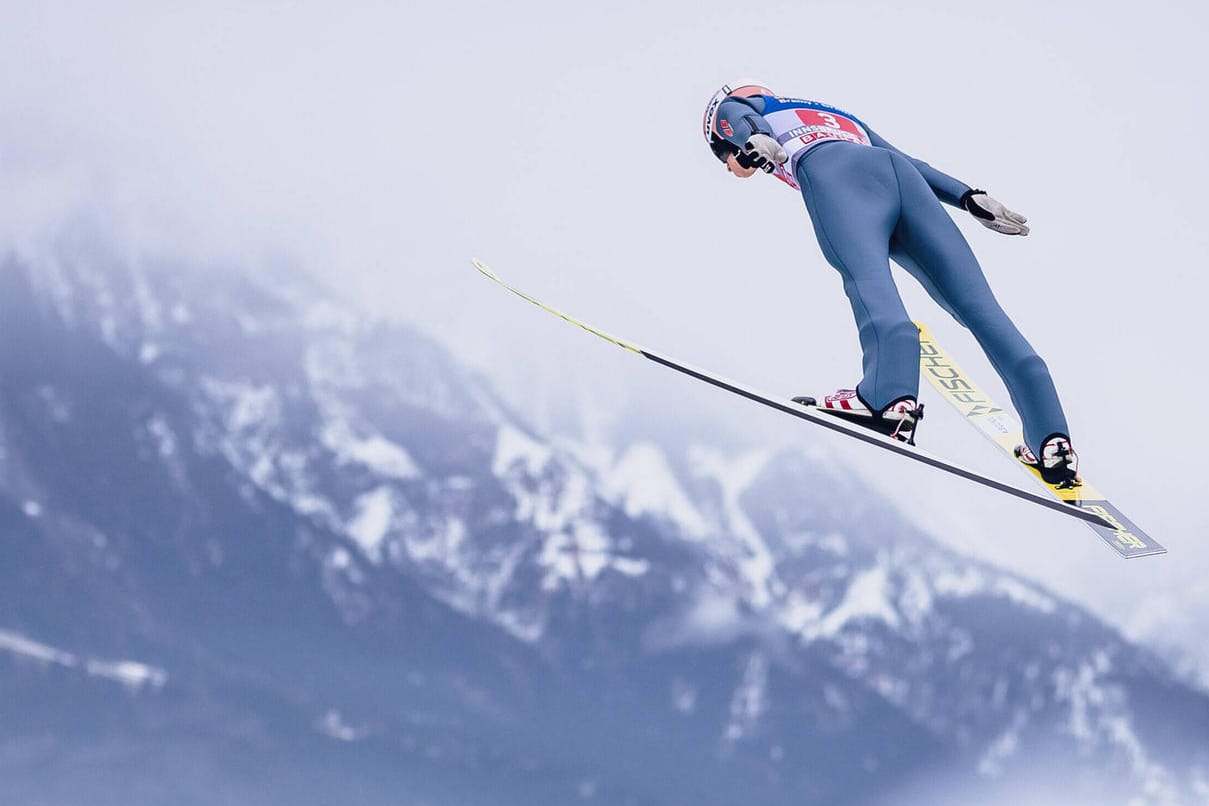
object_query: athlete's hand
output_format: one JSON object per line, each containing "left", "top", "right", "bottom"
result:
{"left": 962, "top": 190, "right": 1029, "bottom": 236}
{"left": 733, "top": 133, "right": 787, "bottom": 174}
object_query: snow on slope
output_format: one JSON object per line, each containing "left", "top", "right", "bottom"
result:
{"left": 688, "top": 445, "right": 777, "bottom": 607}
{"left": 603, "top": 442, "right": 709, "bottom": 539}
{"left": 0, "top": 628, "right": 167, "bottom": 692}
{"left": 6, "top": 250, "right": 1207, "bottom": 804}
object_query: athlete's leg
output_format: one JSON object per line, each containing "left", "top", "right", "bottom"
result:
{"left": 796, "top": 145, "right": 919, "bottom": 410}
{"left": 888, "top": 247, "right": 966, "bottom": 327}
{"left": 886, "top": 152, "right": 1069, "bottom": 453}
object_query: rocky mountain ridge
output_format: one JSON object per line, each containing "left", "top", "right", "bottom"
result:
{"left": 1, "top": 240, "right": 1206, "bottom": 805}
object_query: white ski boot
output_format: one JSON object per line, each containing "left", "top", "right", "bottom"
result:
{"left": 792, "top": 389, "right": 922, "bottom": 444}
{"left": 1015, "top": 435, "right": 1080, "bottom": 488}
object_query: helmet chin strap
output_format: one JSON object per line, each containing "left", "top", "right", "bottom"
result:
{"left": 726, "top": 154, "right": 758, "bottom": 177}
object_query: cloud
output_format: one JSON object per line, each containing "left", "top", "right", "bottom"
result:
{"left": 1, "top": 0, "right": 1207, "bottom": 684}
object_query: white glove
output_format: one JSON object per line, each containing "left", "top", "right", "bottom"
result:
{"left": 735, "top": 133, "right": 788, "bottom": 174}
{"left": 962, "top": 190, "right": 1029, "bottom": 236}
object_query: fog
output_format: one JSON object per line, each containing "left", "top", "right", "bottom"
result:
{"left": 2, "top": 0, "right": 1207, "bottom": 678}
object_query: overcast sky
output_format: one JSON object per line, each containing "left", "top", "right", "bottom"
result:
{"left": 2, "top": 0, "right": 1207, "bottom": 673}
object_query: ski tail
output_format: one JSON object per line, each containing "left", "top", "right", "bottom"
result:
{"left": 915, "top": 321, "right": 1166, "bottom": 558}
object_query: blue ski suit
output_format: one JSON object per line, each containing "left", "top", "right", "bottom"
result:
{"left": 714, "top": 94, "right": 1069, "bottom": 454}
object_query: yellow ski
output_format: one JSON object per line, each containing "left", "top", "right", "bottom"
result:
{"left": 916, "top": 322, "right": 1165, "bottom": 558}
{"left": 473, "top": 258, "right": 1121, "bottom": 533}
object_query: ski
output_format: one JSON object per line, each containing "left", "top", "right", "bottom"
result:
{"left": 473, "top": 258, "right": 1118, "bottom": 532}
{"left": 915, "top": 322, "right": 1165, "bottom": 559}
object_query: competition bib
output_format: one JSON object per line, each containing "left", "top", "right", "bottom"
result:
{"left": 761, "top": 97, "right": 872, "bottom": 190}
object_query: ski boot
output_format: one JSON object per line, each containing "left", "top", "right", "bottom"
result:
{"left": 792, "top": 389, "right": 923, "bottom": 445}
{"left": 1015, "top": 435, "right": 1081, "bottom": 488}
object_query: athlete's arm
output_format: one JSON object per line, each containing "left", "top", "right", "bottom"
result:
{"left": 714, "top": 97, "right": 786, "bottom": 176}
{"left": 865, "top": 127, "right": 970, "bottom": 207}
{"left": 714, "top": 96, "right": 774, "bottom": 151}
{"left": 866, "top": 127, "right": 1029, "bottom": 234}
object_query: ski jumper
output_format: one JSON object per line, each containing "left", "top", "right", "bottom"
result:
{"left": 714, "top": 94, "right": 1069, "bottom": 455}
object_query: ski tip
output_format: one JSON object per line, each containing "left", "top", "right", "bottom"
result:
{"left": 471, "top": 257, "right": 496, "bottom": 279}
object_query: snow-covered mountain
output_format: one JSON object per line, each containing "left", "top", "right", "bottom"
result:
{"left": 1, "top": 237, "right": 1207, "bottom": 806}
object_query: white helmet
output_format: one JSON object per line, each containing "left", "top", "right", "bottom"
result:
{"left": 702, "top": 79, "right": 774, "bottom": 163}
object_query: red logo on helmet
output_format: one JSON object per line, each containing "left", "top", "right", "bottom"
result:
{"left": 720, "top": 119, "right": 733, "bottom": 137}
